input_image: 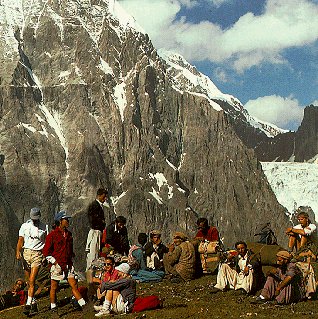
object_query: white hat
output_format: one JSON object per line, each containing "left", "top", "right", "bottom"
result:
{"left": 115, "top": 263, "right": 130, "bottom": 274}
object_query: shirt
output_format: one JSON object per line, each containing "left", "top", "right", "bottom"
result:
{"left": 19, "top": 219, "right": 48, "bottom": 250}
{"left": 103, "top": 268, "right": 120, "bottom": 283}
{"left": 293, "top": 223, "right": 318, "bottom": 244}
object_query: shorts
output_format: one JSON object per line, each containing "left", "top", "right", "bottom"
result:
{"left": 50, "top": 264, "right": 76, "bottom": 281}
{"left": 112, "top": 294, "right": 126, "bottom": 314}
{"left": 23, "top": 249, "right": 43, "bottom": 269}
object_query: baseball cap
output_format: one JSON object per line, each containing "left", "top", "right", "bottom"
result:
{"left": 54, "top": 211, "right": 72, "bottom": 222}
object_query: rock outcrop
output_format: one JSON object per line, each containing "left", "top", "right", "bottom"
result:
{"left": 0, "top": 0, "right": 290, "bottom": 288}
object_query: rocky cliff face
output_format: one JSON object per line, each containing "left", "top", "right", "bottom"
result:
{"left": 251, "top": 105, "right": 318, "bottom": 162}
{"left": 0, "top": 0, "right": 290, "bottom": 288}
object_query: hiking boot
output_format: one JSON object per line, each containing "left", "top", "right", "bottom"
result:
{"left": 30, "top": 303, "right": 38, "bottom": 314}
{"left": 23, "top": 304, "right": 31, "bottom": 316}
{"left": 95, "top": 309, "right": 110, "bottom": 317}
{"left": 210, "top": 287, "right": 221, "bottom": 294}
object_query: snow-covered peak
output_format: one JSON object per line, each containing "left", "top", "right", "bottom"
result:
{"left": 158, "top": 49, "right": 286, "bottom": 138}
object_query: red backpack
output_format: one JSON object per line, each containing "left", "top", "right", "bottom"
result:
{"left": 132, "top": 295, "right": 162, "bottom": 313}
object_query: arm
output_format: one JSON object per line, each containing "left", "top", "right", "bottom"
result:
{"left": 42, "top": 233, "right": 57, "bottom": 265}
{"left": 275, "top": 276, "right": 292, "bottom": 296}
{"left": 16, "top": 236, "right": 24, "bottom": 260}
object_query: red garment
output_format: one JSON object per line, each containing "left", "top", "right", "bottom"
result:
{"left": 132, "top": 295, "right": 162, "bottom": 313}
{"left": 16, "top": 290, "right": 26, "bottom": 305}
{"left": 43, "top": 227, "right": 74, "bottom": 271}
{"left": 195, "top": 226, "right": 219, "bottom": 241}
{"left": 102, "top": 268, "right": 120, "bottom": 283}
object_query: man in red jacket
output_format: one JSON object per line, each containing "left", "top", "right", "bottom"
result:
{"left": 43, "top": 211, "right": 86, "bottom": 315}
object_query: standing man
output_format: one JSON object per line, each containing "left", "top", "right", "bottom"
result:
{"left": 16, "top": 207, "right": 48, "bottom": 316}
{"left": 86, "top": 188, "right": 108, "bottom": 270}
{"left": 43, "top": 211, "right": 86, "bottom": 314}
{"left": 106, "top": 216, "right": 130, "bottom": 256}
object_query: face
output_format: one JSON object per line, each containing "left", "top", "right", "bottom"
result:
{"left": 276, "top": 256, "right": 288, "bottom": 266}
{"left": 151, "top": 235, "right": 161, "bottom": 244}
{"left": 98, "top": 193, "right": 107, "bottom": 203}
{"left": 298, "top": 215, "right": 308, "bottom": 227}
{"left": 104, "top": 259, "right": 114, "bottom": 271}
{"left": 116, "top": 222, "right": 125, "bottom": 230}
{"left": 173, "top": 236, "right": 182, "bottom": 246}
{"left": 14, "top": 280, "right": 24, "bottom": 291}
{"left": 60, "top": 218, "right": 70, "bottom": 228}
{"left": 236, "top": 244, "right": 247, "bottom": 256}
{"left": 198, "top": 222, "right": 208, "bottom": 232}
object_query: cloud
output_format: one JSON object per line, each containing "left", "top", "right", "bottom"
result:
{"left": 312, "top": 100, "right": 318, "bottom": 106}
{"left": 244, "top": 95, "right": 304, "bottom": 130}
{"left": 119, "top": 0, "right": 318, "bottom": 71}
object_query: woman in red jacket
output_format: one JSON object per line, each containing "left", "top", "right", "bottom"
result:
{"left": 43, "top": 211, "right": 86, "bottom": 314}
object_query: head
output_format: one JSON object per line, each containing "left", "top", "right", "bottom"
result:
{"left": 173, "top": 232, "right": 187, "bottom": 246}
{"left": 197, "top": 217, "right": 209, "bottom": 233}
{"left": 297, "top": 212, "right": 310, "bottom": 227}
{"left": 235, "top": 241, "right": 248, "bottom": 256}
{"left": 104, "top": 256, "right": 115, "bottom": 271}
{"left": 276, "top": 251, "right": 291, "bottom": 266}
{"left": 54, "top": 211, "right": 72, "bottom": 229}
{"left": 96, "top": 188, "right": 108, "bottom": 203}
{"left": 115, "top": 263, "right": 130, "bottom": 277}
{"left": 138, "top": 233, "right": 148, "bottom": 246}
{"left": 150, "top": 230, "right": 161, "bottom": 244}
{"left": 115, "top": 216, "right": 127, "bottom": 230}
{"left": 30, "top": 207, "right": 41, "bottom": 223}
{"left": 13, "top": 278, "right": 25, "bottom": 292}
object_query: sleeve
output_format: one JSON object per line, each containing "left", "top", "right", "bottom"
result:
{"left": 18, "top": 224, "right": 26, "bottom": 238}
{"left": 105, "top": 224, "right": 114, "bottom": 245}
{"left": 285, "top": 263, "right": 297, "bottom": 277}
{"left": 166, "top": 246, "right": 182, "bottom": 265}
{"left": 304, "top": 224, "right": 317, "bottom": 236}
{"left": 87, "top": 202, "right": 94, "bottom": 229}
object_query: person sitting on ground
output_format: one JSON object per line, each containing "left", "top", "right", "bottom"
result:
{"left": 211, "top": 241, "right": 264, "bottom": 295}
{"left": 163, "top": 232, "right": 196, "bottom": 282}
{"left": 94, "top": 264, "right": 132, "bottom": 317}
{"left": 105, "top": 216, "right": 130, "bottom": 256}
{"left": 0, "top": 278, "right": 27, "bottom": 310}
{"left": 92, "top": 256, "right": 122, "bottom": 309}
{"left": 94, "top": 278, "right": 136, "bottom": 317}
{"left": 286, "top": 210, "right": 317, "bottom": 252}
{"left": 252, "top": 250, "right": 303, "bottom": 304}
{"left": 43, "top": 211, "right": 87, "bottom": 315}
{"left": 129, "top": 233, "right": 165, "bottom": 283}
{"left": 144, "top": 230, "right": 169, "bottom": 271}
{"left": 194, "top": 217, "right": 219, "bottom": 242}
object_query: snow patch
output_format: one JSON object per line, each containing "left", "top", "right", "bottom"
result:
{"left": 113, "top": 82, "right": 127, "bottom": 122}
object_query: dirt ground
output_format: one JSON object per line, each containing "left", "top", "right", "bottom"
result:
{"left": 1, "top": 275, "right": 317, "bottom": 319}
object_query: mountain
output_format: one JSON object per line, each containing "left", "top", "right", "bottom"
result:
{"left": 0, "top": 0, "right": 290, "bottom": 289}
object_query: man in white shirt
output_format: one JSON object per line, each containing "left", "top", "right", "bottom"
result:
{"left": 16, "top": 207, "right": 48, "bottom": 316}
{"left": 286, "top": 211, "right": 317, "bottom": 252}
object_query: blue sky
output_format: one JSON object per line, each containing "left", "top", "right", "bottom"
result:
{"left": 119, "top": 0, "right": 318, "bottom": 130}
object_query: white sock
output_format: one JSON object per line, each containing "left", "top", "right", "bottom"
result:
{"left": 259, "top": 295, "right": 265, "bottom": 299}
{"left": 26, "top": 296, "right": 32, "bottom": 305}
{"left": 51, "top": 303, "right": 57, "bottom": 309}
{"left": 102, "top": 299, "right": 111, "bottom": 310}
{"left": 77, "top": 298, "right": 86, "bottom": 307}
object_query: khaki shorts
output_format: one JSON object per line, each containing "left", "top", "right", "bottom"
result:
{"left": 50, "top": 264, "right": 76, "bottom": 281}
{"left": 23, "top": 249, "right": 43, "bottom": 269}
{"left": 112, "top": 294, "right": 126, "bottom": 314}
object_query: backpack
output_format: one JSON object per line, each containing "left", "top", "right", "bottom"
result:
{"left": 132, "top": 295, "right": 162, "bottom": 313}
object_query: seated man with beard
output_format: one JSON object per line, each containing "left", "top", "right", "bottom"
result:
{"left": 211, "top": 241, "right": 264, "bottom": 295}
{"left": 252, "top": 250, "right": 303, "bottom": 304}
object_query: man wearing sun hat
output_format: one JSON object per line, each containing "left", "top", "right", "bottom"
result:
{"left": 43, "top": 211, "right": 86, "bottom": 315}
{"left": 163, "top": 232, "right": 196, "bottom": 282}
{"left": 16, "top": 207, "right": 48, "bottom": 316}
{"left": 252, "top": 250, "right": 303, "bottom": 304}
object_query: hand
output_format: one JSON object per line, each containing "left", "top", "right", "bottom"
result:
{"left": 286, "top": 227, "right": 293, "bottom": 234}
{"left": 266, "top": 268, "right": 277, "bottom": 277}
{"left": 274, "top": 287, "right": 281, "bottom": 296}
{"left": 243, "top": 266, "right": 249, "bottom": 276}
{"left": 16, "top": 251, "right": 21, "bottom": 260}
{"left": 168, "top": 243, "right": 175, "bottom": 252}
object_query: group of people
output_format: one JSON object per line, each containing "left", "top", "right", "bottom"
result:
{"left": 13, "top": 187, "right": 318, "bottom": 317}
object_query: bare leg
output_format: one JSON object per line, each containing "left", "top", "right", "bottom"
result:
{"left": 299, "top": 236, "right": 308, "bottom": 249}
{"left": 28, "top": 266, "right": 40, "bottom": 300}
{"left": 68, "top": 277, "right": 82, "bottom": 300}
{"left": 50, "top": 280, "right": 59, "bottom": 304}
{"left": 288, "top": 235, "right": 297, "bottom": 251}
